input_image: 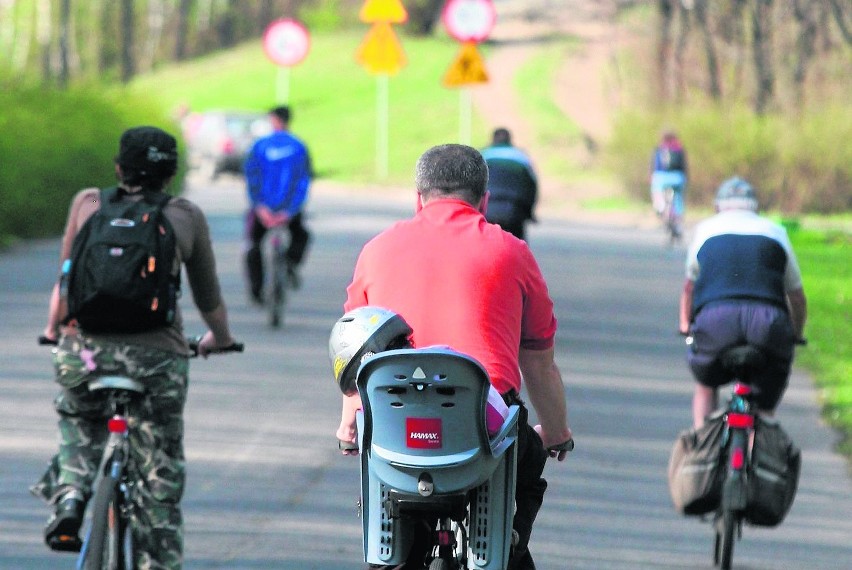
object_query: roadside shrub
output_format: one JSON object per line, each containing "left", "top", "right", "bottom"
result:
{"left": 0, "top": 79, "right": 184, "bottom": 242}
{"left": 606, "top": 101, "right": 852, "bottom": 215}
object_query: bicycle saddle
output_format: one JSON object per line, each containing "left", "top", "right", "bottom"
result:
{"left": 720, "top": 345, "right": 767, "bottom": 376}
{"left": 88, "top": 375, "right": 146, "bottom": 393}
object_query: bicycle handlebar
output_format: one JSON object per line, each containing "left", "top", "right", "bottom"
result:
{"left": 37, "top": 335, "right": 245, "bottom": 356}
{"left": 187, "top": 336, "right": 244, "bottom": 357}
{"left": 548, "top": 438, "right": 575, "bottom": 453}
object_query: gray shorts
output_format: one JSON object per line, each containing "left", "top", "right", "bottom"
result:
{"left": 688, "top": 301, "right": 796, "bottom": 410}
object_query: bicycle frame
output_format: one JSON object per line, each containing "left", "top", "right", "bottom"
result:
{"left": 711, "top": 343, "right": 766, "bottom": 570}
{"left": 266, "top": 223, "right": 291, "bottom": 328}
{"left": 662, "top": 184, "right": 684, "bottom": 245}
{"left": 76, "top": 376, "right": 142, "bottom": 570}
{"left": 37, "top": 336, "right": 242, "bottom": 569}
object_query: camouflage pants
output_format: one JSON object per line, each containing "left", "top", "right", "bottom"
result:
{"left": 31, "top": 335, "right": 189, "bottom": 570}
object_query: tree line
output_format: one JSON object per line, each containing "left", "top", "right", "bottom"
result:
{"left": 655, "top": 0, "right": 850, "bottom": 114}
{"left": 0, "top": 0, "right": 444, "bottom": 86}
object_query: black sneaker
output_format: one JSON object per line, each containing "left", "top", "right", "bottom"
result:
{"left": 45, "top": 495, "right": 84, "bottom": 552}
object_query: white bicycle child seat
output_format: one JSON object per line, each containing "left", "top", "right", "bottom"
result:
{"left": 355, "top": 347, "right": 520, "bottom": 569}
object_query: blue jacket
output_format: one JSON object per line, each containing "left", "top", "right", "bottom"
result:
{"left": 244, "top": 130, "right": 312, "bottom": 216}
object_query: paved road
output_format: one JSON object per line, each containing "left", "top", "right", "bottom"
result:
{"left": 1, "top": 175, "right": 849, "bottom": 569}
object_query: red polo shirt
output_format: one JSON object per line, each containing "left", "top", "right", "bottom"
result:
{"left": 345, "top": 198, "right": 557, "bottom": 394}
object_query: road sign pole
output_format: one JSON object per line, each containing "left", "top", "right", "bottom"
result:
{"left": 459, "top": 88, "right": 472, "bottom": 145}
{"left": 276, "top": 67, "right": 291, "bottom": 104}
{"left": 263, "top": 19, "right": 310, "bottom": 104}
{"left": 377, "top": 75, "right": 389, "bottom": 179}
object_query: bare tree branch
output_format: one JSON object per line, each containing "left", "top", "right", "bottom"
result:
{"left": 826, "top": 0, "right": 852, "bottom": 44}
{"left": 674, "top": 0, "right": 692, "bottom": 101}
{"left": 792, "top": 0, "right": 818, "bottom": 106}
{"left": 694, "top": 0, "right": 721, "bottom": 99}
{"left": 751, "top": 0, "right": 775, "bottom": 115}
{"left": 120, "top": 0, "right": 135, "bottom": 83}
{"left": 657, "top": 0, "right": 675, "bottom": 100}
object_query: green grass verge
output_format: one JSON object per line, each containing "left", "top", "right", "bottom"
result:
{"left": 788, "top": 227, "right": 852, "bottom": 458}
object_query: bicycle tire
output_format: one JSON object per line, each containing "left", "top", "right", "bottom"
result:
{"left": 268, "top": 248, "right": 288, "bottom": 328}
{"left": 428, "top": 558, "right": 452, "bottom": 570}
{"left": 84, "top": 474, "right": 124, "bottom": 570}
{"left": 717, "top": 509, "right": 736, "bottom": 570}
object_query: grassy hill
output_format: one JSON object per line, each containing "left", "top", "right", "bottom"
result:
{"left": 131, "top": 30, "right": 490, "bottom": 185}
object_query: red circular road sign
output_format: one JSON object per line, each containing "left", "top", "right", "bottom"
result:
{"left": 442, "top": 0, "right": 497, "bottom": 43}
{"left": 263, "top": 19, "right": 310, "bottom": 67}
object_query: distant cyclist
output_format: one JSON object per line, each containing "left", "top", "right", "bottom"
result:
{"left": 679, "top": 177, "right": 807, "bottom": 428}
{"left": 480, "top": 127, "right": 539, "bottom": 241}
{"left": 649, "top": 129, "right": 688, "bottom": 227}
{"left": 243, "top": 105, "right": 312, "bottom": 302}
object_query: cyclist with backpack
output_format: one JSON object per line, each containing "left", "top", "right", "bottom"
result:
{"left": 678, "top": 177, "right": 807, "bottom": 428}
{"left": 32, "top": 126, "right": 238, "bottom": 569}
{"left": 649, "top": 130, "right": 689, "bottom": 225}
{"left": 243, "top": 105, "right": 313, "bottom": 302}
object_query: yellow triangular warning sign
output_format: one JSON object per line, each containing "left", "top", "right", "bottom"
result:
{"left": 442, "top": 42, "right": 489, "bottom": 87}
{"left": 356, "top": 22, "right": 407, "bottom": 75}
{"left": 359, "top": 0, "right": 408, "bottom": 24}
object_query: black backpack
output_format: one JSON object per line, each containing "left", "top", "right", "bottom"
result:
{"left": 659, "top": 147, "right": 685, "bottom": 171}
{"left": 64, "top": 187, "right": 180, "bottom": 333}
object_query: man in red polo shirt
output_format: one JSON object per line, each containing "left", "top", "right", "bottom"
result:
{"left": 336, "top": 143, "right": 572, "bottom": 570}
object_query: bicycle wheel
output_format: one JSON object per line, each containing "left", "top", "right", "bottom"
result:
{"left": 428, "top": 558, "right": 452, "bottom": 570}
{"left": 84, "top": 474, "right": 125, "bottom": 570}
{"left": 714, "top": 509, "right": 737, "bottom": 570}
{"left": 268, "top": 249, "right": 287, "bottom": 328}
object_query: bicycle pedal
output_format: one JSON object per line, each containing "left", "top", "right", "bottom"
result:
{"left": 46, "top": 534, "right": 82, "bottom": 553}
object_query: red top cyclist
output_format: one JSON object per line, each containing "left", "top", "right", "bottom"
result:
{"left": 335, "top": 143, "right": 572, "bottom": 570}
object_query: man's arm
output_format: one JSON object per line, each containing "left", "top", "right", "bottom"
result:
{"left": 519, "top": 346, "right": 572, "bottom": 460}
{"left": 679, "top": 279, "right": 695, "bottom": 334}
{"left": 336, "top": 393, "right": 362, "bottom": 455}
{"left": 786, "top": 287, "right": 807, "bottom": 340}
{"left": 244, "top": 144, "right": 263, "bottom": 205}
{"left": 196, "top": 303, "right": 236, "bottom": 357}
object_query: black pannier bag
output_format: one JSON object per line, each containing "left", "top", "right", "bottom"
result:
{"left": 745, "top": 417, "right": 801, "bottom": 526}
{"left": 668, "top": 411, "right": 726, "bottom": 515}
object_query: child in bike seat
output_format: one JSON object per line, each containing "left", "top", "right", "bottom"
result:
{"left": 329, "top": 307, "right": 509, "bottom": 443}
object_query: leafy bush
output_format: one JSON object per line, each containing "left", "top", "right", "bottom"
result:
{"left": 607, "top": 100, "right": 852, "bottom": 215}
{"left": 0, "top": 78, "right": 183, "bottom": 243}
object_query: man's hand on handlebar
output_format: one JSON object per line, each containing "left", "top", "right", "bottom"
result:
{"left": 188, "top": 332, "right": 244, "bottom": 358}
{"left": 534, "top": 425, "right": 574, "bottom": 461}
{"left": 336, "top": 422, "right": 359, "bottom": 456}
{"left": 255, "top": 205, "right": 289, "bottom": 229}
{"left": 37, "top": 335, "right": 58, "bottom": 346}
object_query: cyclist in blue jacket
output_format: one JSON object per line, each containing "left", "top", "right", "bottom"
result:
{"left": 244, "top": 105, "right": 312, "bottom": 302}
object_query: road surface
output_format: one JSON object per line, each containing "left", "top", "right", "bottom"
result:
{"left": 1, "top": 175, "right": 849, "bottom": 569}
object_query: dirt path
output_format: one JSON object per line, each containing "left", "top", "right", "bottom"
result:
{"left": 471, "top": 0, "right": 652, "bottom": 226}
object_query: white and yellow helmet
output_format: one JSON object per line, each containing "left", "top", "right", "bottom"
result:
{"left": 328, "top": 306, "right": 413, "bottom": 395}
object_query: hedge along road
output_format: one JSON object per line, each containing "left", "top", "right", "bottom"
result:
{"left": 0, "top": 173, "right": 849, "bottom": 570}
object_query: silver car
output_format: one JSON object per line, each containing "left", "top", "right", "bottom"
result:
{"left": 187, "top": 111, "right": 272, "bottom": 179}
